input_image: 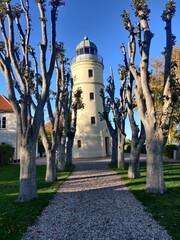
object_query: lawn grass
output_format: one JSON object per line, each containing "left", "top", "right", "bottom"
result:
{"left": 110, "top": 162, "right": 180, "bottom": 240}
{"left": 0, "top": 164, "right": 74, "bottom": 240}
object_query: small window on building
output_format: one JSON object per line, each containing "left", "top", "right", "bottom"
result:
{"left": 91, "top": 116, "right": 95, "bottom": 124}
{"left": 0, "top": 117, "right": 6, "bottom": 129}
{"left": 90, "top": 92, "right": 94, "bottom": 100}
{"left": 77, "top": 140, "right": 81, "bottom": 148}
{"left": 88, "top": 69, "right": 93, "bottom": 78}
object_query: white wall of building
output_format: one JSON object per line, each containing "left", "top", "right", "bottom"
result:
{"left": 0, "top": 112, "right": 19, "bottom": 159}
{"left": 71, "top": 57, "right": 111, "bottom": 158}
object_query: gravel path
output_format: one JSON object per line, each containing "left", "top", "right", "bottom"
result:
{"left": 22, "top": 158, "right": 172, "bottom": 240}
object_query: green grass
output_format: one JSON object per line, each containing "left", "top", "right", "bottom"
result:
{"left": 110, "top": 162, "right": 180, "bottom": 240}
{"left": 0, "top": 164, "right": 74, "bottom": 240}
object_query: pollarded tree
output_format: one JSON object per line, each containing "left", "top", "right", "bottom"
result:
{"left": 39, "top": 42, "right": 67, "bottom": 182}
{"left": 121, "top": 0, "right": 177, "bottom": 193}
{"left": 117, "top": 65, "right": 127, "bottom": 169}
{"left": 167, "top": 46, "right": 180, "bottom": 143}
{"left": 100, "top": 68, "right": 126, "bottom": 169}
{"left": 149, "top": 47, "right": 180, "bottom": 144}
{"left": 65, "top": 85, "right": 84, "bottom": 166}
{"left": 53, "top": 71, "right": 83, "bottom": 170}
{"left": 99, "top": 73, "right": 118, "bottom": 165}
{"left": 121, "top": 44, "right": 146, "bottom": 179}
{"left": 0, "top": 0, "right": 64, "bottom": 201}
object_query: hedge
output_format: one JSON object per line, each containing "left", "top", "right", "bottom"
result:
{"left": 163, "top": 144, "right": 178, "bottom": 158}
{"left": 0, "top": 144, "right": 15, "bottom": 165}
{"left": 124, "top": 144, "right": 146, "bottom": 154}
{"left": 124, "top": 143, "right": 178, "bottom": 158}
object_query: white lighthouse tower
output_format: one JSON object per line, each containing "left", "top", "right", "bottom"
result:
{"left": 71, "top": 37, "right": 110, "bottom": 158}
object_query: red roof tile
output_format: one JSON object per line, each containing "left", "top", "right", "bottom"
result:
{"left": 0, "top": 95, "right": 14, "bottom": 112}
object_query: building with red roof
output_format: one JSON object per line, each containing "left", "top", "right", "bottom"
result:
{"left": 0, "top": 95, "right": 19, "bottom": 160}
{"left": 0, "top": 95, "right": 14, "bottom": 113}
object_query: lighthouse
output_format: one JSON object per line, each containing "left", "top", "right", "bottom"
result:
{"left": 71, "top": 37, "right": 110, "bottom": 158}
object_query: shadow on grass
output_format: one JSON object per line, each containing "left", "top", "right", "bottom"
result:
{"left": 110, "top": 162, "right": 180, "bottom": 240}
{"left": 0, "top": 164, "right": 74, "bottom": 240}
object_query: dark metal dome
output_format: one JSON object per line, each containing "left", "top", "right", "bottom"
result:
{"left": 76, "top": 37, "right": 98, "bottom": 56}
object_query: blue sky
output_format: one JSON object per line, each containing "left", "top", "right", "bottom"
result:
{"left": 59, "top": 0, "right": 180, "bottom": 76}
{"left": 1, "top": 0, "right": 180, "bottom": 139}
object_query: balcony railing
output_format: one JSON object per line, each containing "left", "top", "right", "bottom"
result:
{"left": 71, "top": 54, "right": 103, "bottom": 65}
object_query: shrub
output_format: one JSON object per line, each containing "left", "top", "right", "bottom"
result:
{"left": 163, "top": 144, "right": 178, "bottom": 158}
{"left": 124, "top": 144, "right": 146, "bottom": 154}
{"left": 0, "top": 144, "right": 15, "bottom": 165}
{"left": 38, "top": 135, "right": 45, "bottom": 157}
{"left": 124, "top": 144, "right": 131, "bottom": 153}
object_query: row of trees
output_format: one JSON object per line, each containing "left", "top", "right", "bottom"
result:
{"left": 0, "top": 0, "right": 84, "bottom": 202}
{"left": 0, "top": 0, "right": 179, "bottom": 201}
{"left": 101, "top": 0, "right": 179, "bottom": 194}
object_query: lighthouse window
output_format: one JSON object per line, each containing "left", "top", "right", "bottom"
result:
{"left": 88, "top": 69, "right": 93, "bottom": 78}
{"left": 77, "top": 140, "right": 81, "bottom": 148}
{"left": 85, "top": 47, "right": 89, "bottom": 54}
{"left": 80, "top": 48, "right": 83, "bottom": 55}
{"left": 90, "top": 47, "right": 95, "bottom": 55}
{"left": 90, "top": 92, "right": 94, "bottom": 100}
{"left": 91, "top": 116, "right": 95, "bottom": 124}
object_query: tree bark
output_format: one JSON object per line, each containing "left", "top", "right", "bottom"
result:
{"left": 145, "top": 132, "right": 166, "bottom": 194}
{"left": 111, "top": 135, "right": 118, "bottom": 164}
{"left": 128, "top": 147, "right": 141, "bottom": 178}
{"left": 39, "top": 123, "right": 57, "bottom": 182}
{"left": 128, "top": 122, "right": 145, "bottom": 178}
{"left": 45, "top": 150, "right": 57, "bottom": 182}
{"left": 57, "top": 136, "right": 66, "bottom": 172}
{"left": 117, "top": 129, "right": 125, "bottom": 170}
{"left": 18, "top": 140, "right": 37, "bottom": 202}
{"left": 66, "top": 135, "right": 74, "bottom": 166}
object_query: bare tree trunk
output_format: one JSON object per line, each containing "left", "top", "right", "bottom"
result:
{"left": 39, "top": 123, "right": 57, "bottom": 182}
{"left": 128, "top": 147, "right": 141, "bottom": 178}
{"left": 127, "top": 120, "right": 141, "bottom": 178}
{"left": 99, "top": 87, "right": 118, "bottom": 165}
{"left": 18, "top": 140, "right": 37, "bottom": 202}
{"left": 66, "top": 136, "right": 74, "bottom": 166}
{"left": 146, "top": 134, "right": 166, "bottom": 193}
{"left": 128, "top": 122, "right": 145, "bottom": 178}
{"left": 45, "top": 150, "right": 57, "bottom": 182}
{"left": 117, "top": 130, "right": 125, "bottom": 170}
{"left": 117, "top": 148, "right": 124, "bottom": 170}
{"left": 57, "top": 136, "right": 66, "bottom": 172}
{"left": 111, "top": 135, "right": 118, "bottom": 164}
